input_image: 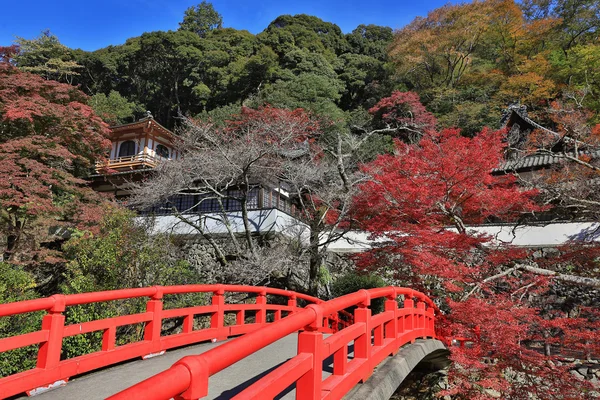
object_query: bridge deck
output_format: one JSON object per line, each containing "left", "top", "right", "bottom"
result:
{"left": 25, "top": 334, "right": 310, "bottom": 400}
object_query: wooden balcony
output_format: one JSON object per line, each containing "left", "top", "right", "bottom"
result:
{"left": 95, "top": 154, "right": 162, "bottom": 173}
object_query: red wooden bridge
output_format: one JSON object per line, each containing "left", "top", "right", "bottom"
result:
{"left": 0, "top": 285, "right": 445, "bottom": 399}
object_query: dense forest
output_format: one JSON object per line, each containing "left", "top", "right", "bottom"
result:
{"left": 1, "top": 0, "right": 600, "bottom": 398}
{"left": 11, "top": 0, "right": 600, "bottom": 132}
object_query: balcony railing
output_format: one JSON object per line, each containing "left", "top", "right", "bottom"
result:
{"left": 95, "top": 154, "right": 164, "bottom": 173}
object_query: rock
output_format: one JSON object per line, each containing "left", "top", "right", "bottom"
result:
{"left": 578, "top": 367, "right": 589, "bottom": 376}
{"left": 570, "top": 370, "right": 584, "bottom": 380}
{"left": 484, "top": 389, "right": 502, "bottom": 398}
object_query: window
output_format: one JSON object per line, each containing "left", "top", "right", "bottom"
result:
{"left": 227, "top": 190, "right": 242, "bottom": 211}
{"left": 173, "top": 195, "right": 195, "bottom": 213}
{"left": 156, "top": 144, "right": 170, "bottom": 159}
{"left": 247, "top": 188, "right": 259, "bottom": 209}
{"left": 118, "top": 140, "right": 136, "bottom": 157}
{"left": 197, "top": 194, "right": 221, "bottom": 212}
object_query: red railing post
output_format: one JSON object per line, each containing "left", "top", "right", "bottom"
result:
{"left": 36, "top": 295, "right": 66, "bottom": 370}
{"left": 330, "top": 313, "right": 339, "bottom": 333}
{"left": 211, "top": 287, "right": 227, "bottom": 341}
{"left": 144, "top": 287, "right": 164, "bottom": 355}
{"left": 427, "top": 307, "right": 435, "bottom": 337}
{"left": 256, "top": 290, "right": 267, "bottom": 325}
{"left": 183, "top": 312, "right": 194, "bottom": 334}
{"left": 403, "top": 298, "right": 414, "bottom": 343}
{"left": 354, "top": 291, "right": 372, "bottom": 382}
{"left": 102, "top": 327, "right": 116, "bottom": 351}
{"left": 296, "top": 305, "right": 324, "bottom": 400}
{"left": 236, "top": 309, "right": 245, "bottom": 326}
{"left": 384, "top": 294, "right": 399, "bottom": 353}
{"left": 333, "top": 343, "right": 348, "bottom": 376}
{"left": 296, "top": 330, "right": 324, "bottom": 400}
{"left": 287, "top": 294, "right": 297, "bottom": 317}
{"left": 417, "top": 301, "right": 425, "bottom": 331}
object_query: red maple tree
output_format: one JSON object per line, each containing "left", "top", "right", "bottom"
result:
{"left": 0, "top": 46, "right": 111, "bottom": 265}
{"left": 353, "top": 127, "right": 598, "bottom": 398}
{"left": 368, "top": 91, "right": 437, "bottom": 141}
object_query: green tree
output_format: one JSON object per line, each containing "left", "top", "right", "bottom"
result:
{"left": 179, "top": 1, "right": 223, "bottom": 37}
{"left": 331, "top": 272, "right": 386, "bottom": 313}
{"left": 14, "top": 30, "right": 82, "bottom": 84}
{"left": 0, "top": 263, "right": 41, "bottom": 377}
{"left": 126, "top": 30, "right": 205, "bottom": 126}
{"left": 61, "top": 206, "right": 203, "bottom": 361}
{"left": 521, "top": 0, "right": 600, "bottom": 52}
{"left": 337, "top": 53, "right": 390, "bottom": 110}
{"left": 346, "top": 24, "right": 393, "bottom": 61}
{"left": 258, "top": 15, "right": 349, "bottom": 59}
{"left": 258, "top": 73, "right": 345, "bottom": 120}
{"left": 62, "top": 207, "right": 198, "bottom": 294}
{"left": 89, "top": 90, "right": 143, "bottom": 125}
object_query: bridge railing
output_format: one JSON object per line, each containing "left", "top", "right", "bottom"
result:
{"left": 0, "top": 284, "right": 339, "bottom": 398}
{"left": 111, "top": 286, "right": 438, "bottom": 400}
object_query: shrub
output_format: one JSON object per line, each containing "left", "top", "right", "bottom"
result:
{"left": 331, "top": 272, "right": 387, "bottom": 314}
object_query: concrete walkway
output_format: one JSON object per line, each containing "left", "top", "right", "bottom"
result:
{"left": 27, "top": 334, "right": 304, "bottom": 400}
{"left": 23, "top": 336, "right": 445, "bottom": 400}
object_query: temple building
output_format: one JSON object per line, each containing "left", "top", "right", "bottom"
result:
{"left": 89, "top": 112, "right": 180, "bottom": 198}
{"left": 87, "top": 110, "right": 600, "bottom": 250}
{"left": 89, "top": 114, "right": 304, "bottom": 237}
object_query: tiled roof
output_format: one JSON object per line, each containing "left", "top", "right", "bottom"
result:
{"left": 497, "top": 150, "right": 600, "bottom": 172}
{"left": 497, "top": 106, "right": 599, "bottom": 172}
{"left": 110, "top": 116, "right": 177, "bottom": 140}
{"left": 498, "top": 153, "right": 562, "bottom": 171}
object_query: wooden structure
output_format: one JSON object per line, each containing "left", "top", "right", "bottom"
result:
{"left": 91, "top": 113, "right": 179, "bottom": 196}
{"left": 96, "top": 113, "right": 179, "bottom": 172}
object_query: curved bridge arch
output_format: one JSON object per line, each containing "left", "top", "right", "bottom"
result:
{"left": 0, "top": 285, "right": 442, "bottom": 399}
{"left": 346, "top": 339, "right": 449, "bottom": 400}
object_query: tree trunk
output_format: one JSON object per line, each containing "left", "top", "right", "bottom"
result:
{"left": 308, "top": 229, "right": 321, "bottom": 297}
{"left": 4, "top": 217, "right": 23, "bottom": 261}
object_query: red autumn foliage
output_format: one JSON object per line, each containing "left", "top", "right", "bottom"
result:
{"left": 353, "top": 128, "right": 541, "bottom": 277}
{"left": 0, "top": 53, "right": 112, "bottom": 264}
{"left": 368, "top": 91, "right": 437, "bottom": 136}
{"left": 0, "top": 50, "right": 111, "bottom": 166}
{"left": 353, "top": 126, "right": 596, "bottom": 398}
{"left": 224, "top": 105, "right": 321, "bottom": 145}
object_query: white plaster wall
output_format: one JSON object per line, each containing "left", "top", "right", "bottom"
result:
{"left": 110, "top": 142, "right": 117, "bottom": 159}
{"left": 141, "top": 215, "right": 600, "bottom": 253}
{"left": 146, "top": 138, "right": 155, "bottom": 156}
{"left": 323, "top": 231, "right": 377, "bottom": 253}
{"left": 462, "top": 222, "right": 600, "bottom": 247}
{"left": 324, "top": 222, "right": 600, "bottom": 253}
{"left": 138, "top": 138, "right": 146, "bottom": 155}
{"left": 143, "top": 210, "right": 310, "bottom": 241}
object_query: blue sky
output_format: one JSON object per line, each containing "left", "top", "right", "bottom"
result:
{"left": 0, "top": 1, "right": 455, "bottom": 51}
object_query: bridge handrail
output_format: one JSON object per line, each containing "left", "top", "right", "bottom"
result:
{"left": 0, "top": 284, "right": 328, "bottom": 398}
{"left": 110, "top": 286, "right": 439, "bottom": 400}
{"left": 0, "top": 285, "right": 321, "bottom": 317}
